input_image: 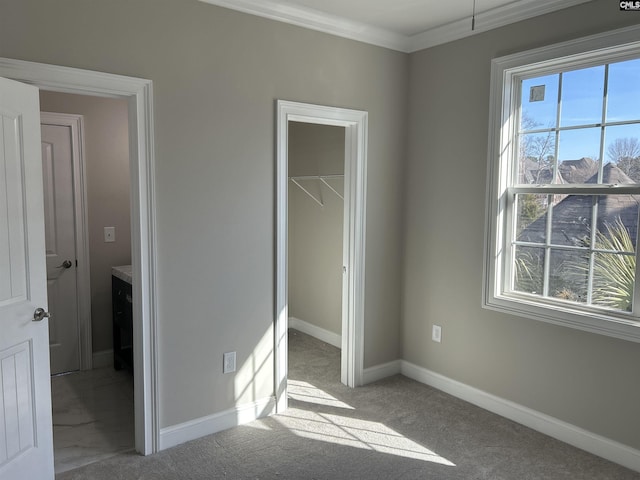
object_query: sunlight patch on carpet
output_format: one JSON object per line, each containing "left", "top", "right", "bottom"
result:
{"left": 279, "top": 382, "right": 455, "bottom": 466}
{"left": 288, "top": 380, "right": 355, "bottom": 410}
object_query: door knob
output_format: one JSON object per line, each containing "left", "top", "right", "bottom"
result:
{"left": 56, "top": 260, "right": 73, "bottom": 269}
{"left": 33, "top": 308, "right": 51, "bottom": 322}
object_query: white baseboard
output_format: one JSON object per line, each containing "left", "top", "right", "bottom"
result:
{"left": 363, "top": 359, "right": 401, "bottom": 384}
{"left": 159, "top": 396, "right": 276, "bottom": 451}
{"left": 91, "top": 349, "right": 113, "bottom": 369}
{"left": 289, "top": 317, "right": 341, "bottom": 349}
{"left": 400, "top": 360, "right": 640, "bottom": 473}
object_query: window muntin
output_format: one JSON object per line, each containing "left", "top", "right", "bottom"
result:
{"left": 507, "top": 57, "right": 640, "bottom": 315}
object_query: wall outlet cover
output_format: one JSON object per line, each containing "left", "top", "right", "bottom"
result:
{"left": 223, "top": 351, "right": 236, "bottom": 374}
{"left": 104, "top": 226, "right": 116, "bottom": 243}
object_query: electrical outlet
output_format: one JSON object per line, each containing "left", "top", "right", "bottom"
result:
{"left": 223, "top": 351, "right": 236, "bottom": 374}
{"left": 104, "top": 226, "right": 116, "bottom": 243}
{"left": 432, "top": 325, "right": 442, "bottom": 343}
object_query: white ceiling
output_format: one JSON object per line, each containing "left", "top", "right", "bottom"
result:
{"left": 198, "top": 0, "right": 591, "bottom": 52}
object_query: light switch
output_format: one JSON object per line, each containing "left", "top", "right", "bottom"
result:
{"left": 104, "top": 226, "right": 116, "bottom": 243}
{"left": 432, "top": 325, "right": 442, "bottom": 343}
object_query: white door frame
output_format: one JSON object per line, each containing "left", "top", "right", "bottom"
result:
{"left": 40, "top": 111, "right": 92, "bottom": 372}
{"left": 275, "top": 100, "right": 368, "bottom": 413}
{"left": 0, "top": 57, "right": 159, "bottom": 455}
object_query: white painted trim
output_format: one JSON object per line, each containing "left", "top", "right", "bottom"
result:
{"left": 91, "top": 349, "right": 113, "bottom": 369}
{"left": 198, "top": 0, "right": 408, "bottom": 52}
{"left": 400, "top": 360, "right": 640, "bottom": 473}
{"left": 408, "top": 0, "right": 590, "bottom": 52}
{"left": 363, "top": 360, "right": 401, "bottom": 385}
{"left": 341, "top": 112, "right": 368, "bottom": 389}
{"left": 288, "top": 317, "right": 341, "bottom": 349}
{"left": 40, "top": 112, "right": 93, "bottom": 372}
{"left": 0, "top": 57, "right": 159, "bottom": 455}
{"left": 199, "top": 0, "right": 590, "bottom": 53}
{"left": 159, "top": 397, "right": 276, "bottom": 451}
{"left": 276, "top": 100, "right": 368, "bottom": 414}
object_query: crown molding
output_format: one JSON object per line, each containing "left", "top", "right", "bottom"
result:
{"left": 198, "top": 0, "right": 593, "bottom": 53}
{"left": 408, "top": 0, "right": 593, "bottom": 52}
{"left": 198, "top": 0, "right": 409, "bottom": 51}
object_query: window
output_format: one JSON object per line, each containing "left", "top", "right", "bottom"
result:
{"left": 484, "top": 26, "right": 640, "bottom": 342}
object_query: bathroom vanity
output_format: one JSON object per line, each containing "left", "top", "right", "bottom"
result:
{"left": 112, "top": 265, "right": 133, "bottom": 373}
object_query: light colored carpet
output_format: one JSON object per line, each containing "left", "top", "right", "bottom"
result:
{"left": 57, "top": 330, "right": 639, "bottom": 479}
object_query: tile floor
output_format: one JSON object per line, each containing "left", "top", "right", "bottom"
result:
{"left": 51, "top": 367, "right": 135, "bottom": 475}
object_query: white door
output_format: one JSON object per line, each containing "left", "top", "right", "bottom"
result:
{"left": 41, "top": 120, "right": 80, "bottom": 374}
{"left": 0, "top": 77, "right": 54, "bottom": 479}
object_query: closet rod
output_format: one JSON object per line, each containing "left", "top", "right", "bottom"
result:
{"left": 289, "top": 174, "right": 344, "bottom": 180}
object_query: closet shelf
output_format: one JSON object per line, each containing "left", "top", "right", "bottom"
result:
{"left": 289, "top": 174, "right": 344, "bottom": 207}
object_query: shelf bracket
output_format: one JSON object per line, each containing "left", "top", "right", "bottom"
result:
{"left": 289, "top": 175, "right": 344, "bottom": 207}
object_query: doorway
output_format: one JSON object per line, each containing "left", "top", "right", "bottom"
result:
{"left": 0, "top": 57, "right": 159, "bottom": 456}
{"left": 40, "top": 93, "right": 132, "bottom": 374}
{"left": 288, "top": 121, "right": 345, "bottom": 359}
{"left": 40, "top": 112, "right": 89, "bottom": 375}
{"left": 39, "top": 93, "right": 135, "bottom": 473}
{"left": 275, "top": 100, "right": 368, "bottom": 413}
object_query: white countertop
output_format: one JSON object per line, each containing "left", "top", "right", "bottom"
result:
{"left": 112, "top": 265, "right": 132, "bottom": 284}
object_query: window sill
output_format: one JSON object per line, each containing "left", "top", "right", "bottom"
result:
{"left": 483, "top": 293, "right": 640, "bottom": 343}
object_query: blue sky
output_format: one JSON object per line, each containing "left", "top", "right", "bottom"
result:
{"left": 520, "top": 57, "right": 640, "bottom": 161}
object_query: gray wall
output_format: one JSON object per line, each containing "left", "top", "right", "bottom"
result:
{"left": 404, "top": 0, "right": 640, "bottom": 450}
{"left": 39, "top": 91, "right": 132, "bottom": 355}
{"left": 1, "top": 0, "right": 406, "bottom": 427}
{"left": 5, "top": 0, "right": 637, "bottom": 455}
{"left": 288, "top": 122, "right": 345, "bottom": 336}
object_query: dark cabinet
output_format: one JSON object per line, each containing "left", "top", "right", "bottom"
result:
{"left": 112, "top": 275, "right": 133, "bottom": 373}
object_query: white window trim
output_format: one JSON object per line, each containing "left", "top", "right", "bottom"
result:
{"left": 483, "top": 24, "right": 640, "bottom": 343}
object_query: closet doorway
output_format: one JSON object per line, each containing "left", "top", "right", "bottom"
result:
{"left": 288, "top": 121, "right": 345, "bottom": 351}
{"left": 275, "top": 100, "right": 368, "bottom": 413}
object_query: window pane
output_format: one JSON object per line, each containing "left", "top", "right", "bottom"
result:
{"left": 513, "top": 246, "right": 544, "bottom": 295}
{"left": 516, "top": 194, "right": 547, "bottom": 240}
{"left": 607, "top": 58, "right": 640, "bottom": 123}
{"left": 604, "top": 124, "right": 640, "bottom": 184}
{"left": 518, "top": 132, "right": 556, "bottom": 184}
{"left": 521, "top": 74, "right": 559, "bottom": 130}
{"left": 560, "top": 65, "right": 605, "bottom": 127}
{"left": 595, "top": 196, "right": 639, "bottom": 252}
{"left": 591, "top": 205, "right": 637, "bottom": 312}
{"left": 549, "top": 248, "right": 588, "bottom": 303}
{"left": 550, "top": 195, "right": 592, "bottom": 246}
{"left": 592, "top": 252, "right": 634, "bottom": 312}
{"left": 558, "top": 128, "right": 600, "bottom": 168}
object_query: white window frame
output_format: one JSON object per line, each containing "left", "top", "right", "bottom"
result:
{"left": 483, "top": 25, "right": 640, "bottom": 343}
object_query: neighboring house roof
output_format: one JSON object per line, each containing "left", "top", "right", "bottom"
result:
{"left": 521, "top": 158, "right": 562, "bottom": 184}
{"left": 558, "top": 157, "right": 598, "bottom": 184}
{"left": 518, "top": 162, "right": 639, "bottom": 249}
{"left": 521, "top": 157, "right": 599, "bottom": 185}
